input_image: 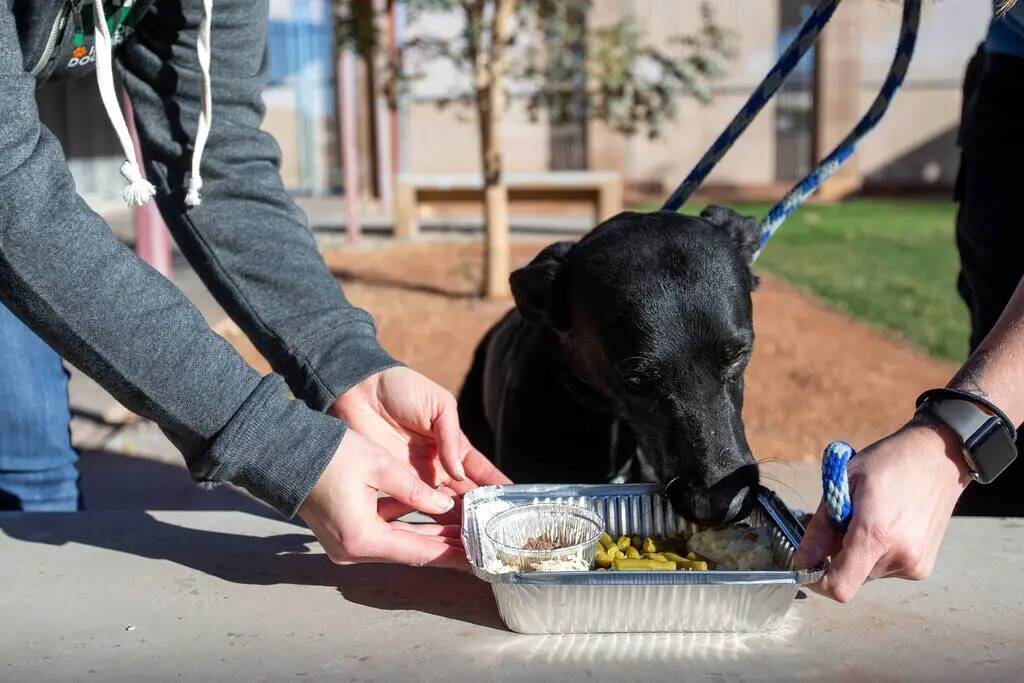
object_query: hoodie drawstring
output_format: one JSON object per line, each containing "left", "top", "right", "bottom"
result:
{"left": 185, "top": 0, "right": 214, "bottom": 207}
{"left": 91, "top": 0, "right": 213, "bottom": 209}
{"left": 92, "top": 0, "right": 155, "bottom": 208}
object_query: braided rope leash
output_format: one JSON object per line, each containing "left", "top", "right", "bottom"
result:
{"left": 662, "top": 0, "right": 840, "bottom": 213}
{"left": 654, "top": 0, "right": 920, "bottom": 535}
{"left": 661, "top": 0, "right": 922, "bottom": 266}
{"left": 808, "top": 3, "right": 919, "bottom": 532}
{"left": 822, "top": 441, "right": 856, "bottom": 530}
{"left": 755, "top": 0, "right": 921, "bottom": 258}
{"left": 658, "top": 1, "right": 921, "bottom": 531}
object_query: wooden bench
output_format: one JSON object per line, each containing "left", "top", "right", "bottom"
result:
{"left": 393, "top": 171, "right": 623, "bottom": 238}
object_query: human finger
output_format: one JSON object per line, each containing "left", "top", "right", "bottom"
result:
{"left": 371, "top": 455, "right": 456, "bottom": 516}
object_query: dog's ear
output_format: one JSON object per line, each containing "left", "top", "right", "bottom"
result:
{"left": 699, "top": 205, "right": 761, "bottom": 288}
{"left": 510, "top": 241, "right": 573, "bottom": 329}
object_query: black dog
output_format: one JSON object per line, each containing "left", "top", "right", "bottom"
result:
{"left": 458, "top": 207, "right": 762, "bottom": 526}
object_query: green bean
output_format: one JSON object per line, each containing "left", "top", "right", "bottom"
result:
{"left": 675, "top": 557, "right": 709, "bottom": 571}
{"left": 612, "top": 558, "right": 676, "bottom": 571}
{"left": 599, "top": 532, "right": 615, "bottom": 551}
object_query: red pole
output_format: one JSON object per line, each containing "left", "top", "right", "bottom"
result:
{"left": 388, "top": 0, "right": 401, "bottom": 177}
{"left": 122, "top": 92, "right": 173, "bottom": 280}
{"left": 338, "top": 48, "right": 362, "bottom": 244}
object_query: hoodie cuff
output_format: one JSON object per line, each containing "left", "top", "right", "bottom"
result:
{"left": 200, "top": 374, "right": 345, "bottom": 517}
{"left": 296, "top": 321, "right": 402, "bottom": 412}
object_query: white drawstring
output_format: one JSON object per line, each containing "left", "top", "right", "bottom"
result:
{"left": 92, "top": 0, "right": 155, "bottom": 208}
{"left": 185, "top": 0, "right": 214, "bottom": 207}
{"left": 92, "top": 0, "right": 213, "bottom": 208}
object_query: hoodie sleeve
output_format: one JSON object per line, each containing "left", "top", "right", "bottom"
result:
{"left": 115, "top": 0, "right": 399, "bottom": 413}
{"left": 0, "top": 7, "right": 342, "bottom": 517}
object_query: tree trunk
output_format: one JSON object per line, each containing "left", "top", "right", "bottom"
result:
{"left": 477, "top": 0, "right": 515, "bottom": 300}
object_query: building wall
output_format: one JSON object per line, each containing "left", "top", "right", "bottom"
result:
{"left": 406, "top": 99, "right": 551, "bottom": 174}
{"left": 853, "top": 0, "right": 989, "bottom": 190}
{"left": 400, "top": 0, "right": 992, "bottom": 195}
{"left": 34, "top": 0, "right": 995, "bottom": 205}
{"left": 598, "top": 0, "right": 782, "bottom": 190}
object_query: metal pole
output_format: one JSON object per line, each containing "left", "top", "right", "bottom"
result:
{"left": 388, "top": 0, "right": 401, "bottom": 177}
{"left": 122, "top": 92, "right": 173, "bottom": 279}
{"left": 338, "top": 47, "right": 362, "bottom": 244}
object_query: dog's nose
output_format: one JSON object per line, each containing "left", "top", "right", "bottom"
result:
{"left": 666, "top": 464, "right": 759, "bottom": 526}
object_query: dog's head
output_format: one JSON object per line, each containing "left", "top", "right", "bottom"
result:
{"left": 511, "top": 207, "right": 761, "bottom": 526}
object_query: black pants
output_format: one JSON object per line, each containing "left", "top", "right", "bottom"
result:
{"left": 954, "top": 48, "right": 1024, "bottom": 516}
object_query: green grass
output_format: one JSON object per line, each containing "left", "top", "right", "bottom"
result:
{"left": 639, "top": 200, "right": 970, "bottom": 362}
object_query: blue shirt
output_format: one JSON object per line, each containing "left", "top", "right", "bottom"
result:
{"left": 988, "top": 1, "right": 1024, "bottom": 57}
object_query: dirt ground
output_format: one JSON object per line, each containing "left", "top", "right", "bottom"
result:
{"left": 221, "top": 237, "right": 956, "bottom": 463}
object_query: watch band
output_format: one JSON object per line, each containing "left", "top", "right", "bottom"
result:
{"left": 915, "top": 388, "right": 1016, "bottom": 442}
{"left": 915, "top": 388, "right": 1018, "bottom": 484}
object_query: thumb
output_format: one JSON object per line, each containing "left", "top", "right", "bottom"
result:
{"left": 794, "top": 501, "right": 841, "bottom": 570}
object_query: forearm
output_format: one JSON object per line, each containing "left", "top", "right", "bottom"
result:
{"left": 117, "top": 0, "right": 397, "bottom": 411}
{"left": 947, "top": 275, "right": 1024, "bottom": 425}
{"left": 0, "top": 11, "right": 343, "bottom": 515}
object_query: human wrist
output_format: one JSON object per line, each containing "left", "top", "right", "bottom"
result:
{"left": 946, "top": 347, "right": 1024, "bottom": 428}
{"left": 904, "top": 412, "right": 972, "bottom": 486}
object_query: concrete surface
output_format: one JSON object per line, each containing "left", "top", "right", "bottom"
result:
{"left": 2, "top": 512, "right": 1022, "bottom": 682}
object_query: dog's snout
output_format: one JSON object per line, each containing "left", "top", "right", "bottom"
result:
{"left": 666, "top": 463, "right": 759, "bottom": 526}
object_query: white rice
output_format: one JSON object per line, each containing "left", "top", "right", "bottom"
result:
{"left": 687, "top": 525, "right": 774, "bottom": 570}
{"left": 483, "top": 557, "right": 589, "bottom": 573}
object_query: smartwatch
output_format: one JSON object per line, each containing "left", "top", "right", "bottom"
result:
{"left": 915, "top": 388, "right": 1018, "bottom": 485}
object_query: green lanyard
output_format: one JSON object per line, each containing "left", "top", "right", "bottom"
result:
{"left": 71, "top": 0, "right": 141, "bottom": 49}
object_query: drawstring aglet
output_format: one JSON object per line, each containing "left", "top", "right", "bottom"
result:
{"left": 184, "top": 175, "right": 203, "bottom": 208}
{"left": 120, "top": 160, "right": 156, "bottom": 208}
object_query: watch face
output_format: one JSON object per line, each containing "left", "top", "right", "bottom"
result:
{"left": 964, "top": 418, "right": 1018, "bottom": 484}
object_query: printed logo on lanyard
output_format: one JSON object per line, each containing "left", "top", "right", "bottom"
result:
{"left": 67, "top": 0, "right": 140, "bottom": 68}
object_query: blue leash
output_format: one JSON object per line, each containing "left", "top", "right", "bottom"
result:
{"left": 756, "top": 0, "right": 921, "bottom": 260}
{"left": 661, "top": 0, "right": 922, "bottom": 529}
{"left": 661, "top": 0, "right": 842, "bottom": 213}
{"left": 822, "top": 441, "right": 855, "bottom": 530}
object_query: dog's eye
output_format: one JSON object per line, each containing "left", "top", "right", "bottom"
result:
{"left": 623, "top": 374, "right": 646, "bottom": 389}
{"left": 723, "top": 350, "right": 749, "bottom": 374}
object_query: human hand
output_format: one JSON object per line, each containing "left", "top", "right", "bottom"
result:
{"left": 298, "top": 428, "right": 468, "bottom": 570}
{"left": 793, "top": 417, "right": 971, "bottom": 602}
{"left": 330, "top": 367, "right": 511, "bottom": 514}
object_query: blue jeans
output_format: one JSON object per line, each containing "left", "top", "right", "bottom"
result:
{"left": 0, "top": 304, "right": 79, "bottom": 511}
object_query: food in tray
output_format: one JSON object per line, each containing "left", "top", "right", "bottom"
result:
{"left": 595, "top": 532, "right": 712, "bottom": 571}
{"left": 484, "top": 503, "right": 604, "bottom": 571}
{"left": 529, "top": 557, "right": 590, "bottom": 572}
{"left": 521, "top": 536, "right": 560, "bottom": 551}
{"left": 482, "top": 502, "right": 776, "bottom": 573}
{"left": 686, "top": 525, "right": 774, "bottom": 570}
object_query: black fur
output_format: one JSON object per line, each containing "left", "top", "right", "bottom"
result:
{"left": 458, "top": 207, "right": 762, "bottom": 526}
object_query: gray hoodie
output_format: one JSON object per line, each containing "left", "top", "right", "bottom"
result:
{"left": 1, "top": 0, "right": 398, "bottom": 516}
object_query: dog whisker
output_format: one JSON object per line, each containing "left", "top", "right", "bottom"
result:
{"left": 758, "top": 473, "right": 808, "bottom": 507}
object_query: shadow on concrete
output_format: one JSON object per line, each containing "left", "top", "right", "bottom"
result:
{"left": 0, "top": 509, "right": 505, "bottom": 631}
{"left": 78, "top": 449, "right": 277, "bottom": 517}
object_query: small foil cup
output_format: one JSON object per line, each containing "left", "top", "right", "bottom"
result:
{"left": 485, "top": 503, "right": 604, "bottom": 572}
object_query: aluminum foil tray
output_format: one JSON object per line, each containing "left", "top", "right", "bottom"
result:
{"left": 462, "top": 483, "right": 825, "bottom": 634}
